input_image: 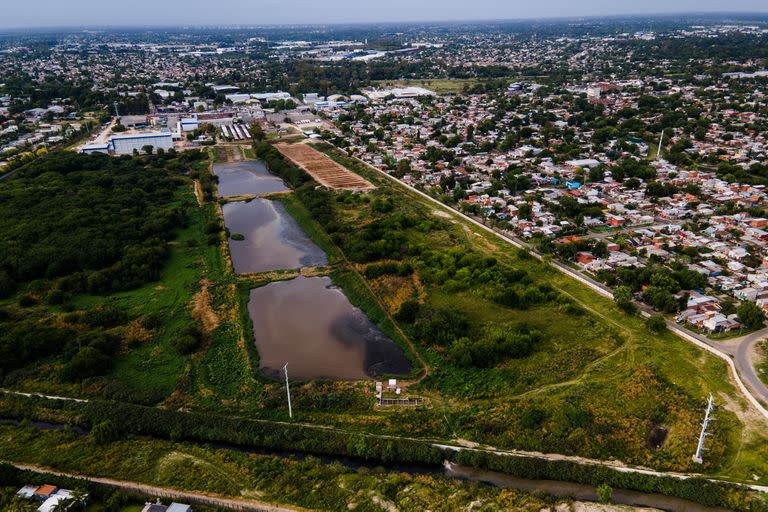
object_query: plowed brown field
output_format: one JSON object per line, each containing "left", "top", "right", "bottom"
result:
{"left": 275, "top": 143, "right": 375, "bottom": 191}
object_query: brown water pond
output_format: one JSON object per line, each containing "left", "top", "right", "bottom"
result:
{"left": 213, "top": 161, "right": 288, "bottom": 197}
{"left": 222, "top": 199, "right": 327, "bottom": 274}
{"left": 247, "top": 275, "right": 412, "bottom": 381}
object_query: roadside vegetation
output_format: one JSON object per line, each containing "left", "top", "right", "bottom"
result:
{"left": 759, "top": 340, "right": 768, "bottom": 388}
{"left": 300, "top": 143, "right": 768, "bottom": 478}
{"left": 0, "top": 423, "right": 567, "bottom": 512}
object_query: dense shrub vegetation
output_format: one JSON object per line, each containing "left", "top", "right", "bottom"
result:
{"left": 254, "top": 141, "right": 311, "bottom": 188}
{"left": 597, "top": 262, "right": 708, "bottom": 313}
{"left": 2, "top": 394, "right": 762, "bottom": 512}
{"left": 0, "top": 151, "right": 202, "bottom": 298}
{"left": 0, "top": 151, "right": 205, "bottom": 385}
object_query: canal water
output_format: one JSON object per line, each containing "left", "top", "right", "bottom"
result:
{"left": 213, "top": 161, "right": 288, "bottom": 197}
{"left": 222, "top": 199, "right": 327, "bottom": 274}
{"left": 248, "top": 275, "right": 412, "bottom": 381}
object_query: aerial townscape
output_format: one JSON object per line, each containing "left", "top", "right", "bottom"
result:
{"left": 3, "top": 2, "right": 768, "bottom": 511}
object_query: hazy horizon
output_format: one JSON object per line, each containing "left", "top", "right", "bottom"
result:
{"left": 2, "top": 1, "right": 768, "bottom": 30}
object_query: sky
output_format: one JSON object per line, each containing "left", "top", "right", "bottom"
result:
{"left": 2, "top": 0, "right": 768, "bottom": 29}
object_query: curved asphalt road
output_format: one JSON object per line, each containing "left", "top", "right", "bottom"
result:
{"left": 735, "top": 328, "right": 768, "bottom": 402}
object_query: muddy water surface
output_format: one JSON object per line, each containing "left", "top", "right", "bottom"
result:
{"left": 214, "top": 161, "right": 288, "bottom": 197}
{"left": 247, "top": 275, "right": 412, "bottom": 380}
{"left": 222, "top": 199, "right": 327, "bottom": 274}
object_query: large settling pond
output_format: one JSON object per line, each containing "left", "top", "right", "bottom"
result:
{"left": 214, "top": 161, "right": 288, "bottom": 197}
{"left": 248, "top": 275, "right": 412, "bottom": 381}
{"left": 223, "top": 199, "right": 327, "bottom": 274}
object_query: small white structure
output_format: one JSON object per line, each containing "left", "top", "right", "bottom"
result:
{"left": 141, "top": 499, "right": 192, "bottom": 512}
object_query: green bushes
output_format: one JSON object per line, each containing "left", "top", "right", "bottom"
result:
{"left": 447, "top": 325, "right": 542, "bottom": 368}
{"left": 91, "top": 419, "right": 121, "bottom": 445}
{"left": 451, "top": 450, "right": 767, "bottom": 512}
{"left": 342, "top": 214, "right": 415, "bottom": 263}
{"left": 81, "top": 400, "right": 444, "bottom": 465}
{"left": 254, "top": 142, "right": 310, "bottom": 188}
{"left": 2, "top": 394, "right": 765, "bottom": 512}
{"left": 597, "top": 264, "right": 707, "bottom": 314}
{"left": 646, "top": 315, "right": 667, "bottom": 333}
{"left": 0, "top": 152, "right": 189, "bottom": 298}
{"left": 363, "top": 262, "right": 413, "bottom": 279}
{"left": 737, "top": 301, "right": 766, "bottom": 329}
{"left": 173, "top": 325, "right": 203, "bottom": 354}
{"left": 394, "top": 300, "right": 420, "bottom": 323}
{"left": 61, "top": 346, "right": 112, "bottom": 382}
{"left": 0, "top": 319, "right": 75, "bottom": 376}
{"left": 0, "top": 312, "right": 123, "bottom": 382}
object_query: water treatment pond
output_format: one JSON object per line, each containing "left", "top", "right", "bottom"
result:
{"left": 223, "top": 199, "right": 327, "bottom": 274}
{"left": 213, "top": 160, "right": 288, "bottom": 197}
{"left": 248, "top": 275, "right": 412, "bottom": 381}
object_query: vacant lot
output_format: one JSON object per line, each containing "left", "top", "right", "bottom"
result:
{"left": 275, "top": 143, "right": 375, "bottom": 191}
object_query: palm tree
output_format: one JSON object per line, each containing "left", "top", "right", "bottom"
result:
{"left": 70, "top": 489, "right": 88, "bottom": 511}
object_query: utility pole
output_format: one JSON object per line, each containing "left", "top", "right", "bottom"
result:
{"left": 692, "top": 394, "right": 715, "bottom": 464}
{"left": 113, "top": 101, "right": 120, "bottom": 118}
{"left": 656, "top": 129, "right": 665, "bottom": 162}
{"left": 283, "top": 363, "right": 293, "bottom": 419}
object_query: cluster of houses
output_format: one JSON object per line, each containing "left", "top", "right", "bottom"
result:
{"left": 15, "top": 484, "right": 191, "bottom": 512}
{"left": 320, "top": 67, "right": 768, "bottom": 333}
{"left": 677, "top": 293, "right": 742, "bottom": 333}
{"left": 16, "top": 484, "right": 85, "bottom": 512}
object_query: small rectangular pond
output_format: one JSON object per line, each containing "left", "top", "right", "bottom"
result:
{"left": 213, "top": 161, "right": 288, "bottom": 197}
{"left": 222, "top": 199, "right": 328, "bottom": 274}
{"left": 248, "top": 275, "right": 412, "bottom": 381}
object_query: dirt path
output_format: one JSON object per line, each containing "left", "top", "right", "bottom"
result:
{"left": 193, "top": 180, "right": 204, "bottom": 206}
{"left": 4, "top": 461, "right": 302, "bottom": 512}
{"left": 192, "top": 279, "right": 220, "bottom": 337}
{"left": 3, "top": 388, "right": 768, "bottom": 495}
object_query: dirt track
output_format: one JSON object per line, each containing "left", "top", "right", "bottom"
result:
{"left": 5, "top": 461, "right": 302, "bottom": 512}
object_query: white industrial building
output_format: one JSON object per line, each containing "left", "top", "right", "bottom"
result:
{"left": 363, "top": 87, "right": 436, "bottom": 101}
{"left": 109, "top": 131, "right": 174, "bottom": 154}
{"left": 252, "top": 91, "right": 292, "bottom": 102}
{"left": 80, "top": 131, "right": 174, "bottom": 155}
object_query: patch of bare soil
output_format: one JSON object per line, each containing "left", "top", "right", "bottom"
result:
{"left": 192, "top": 279, "right": 220, "bottom": 336}
{"left": 275, "top": 143, "right": 375, "bottom": 191}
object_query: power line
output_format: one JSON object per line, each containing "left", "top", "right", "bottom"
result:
{"left": 692, "top": 394, "right": 715, "bottom": 464}
{"left": 283, "top": 363, "right": 292, "bottom": 419}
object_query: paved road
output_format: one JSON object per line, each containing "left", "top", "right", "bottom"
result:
{"left": 4, "top": 461, "right": 299, "bottom": 512}
{"left": 735, "top": 328, "right": 768, "bottom": 403}
{"left": 344, "top": 151, "right": 768, "bottom": 419}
